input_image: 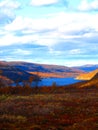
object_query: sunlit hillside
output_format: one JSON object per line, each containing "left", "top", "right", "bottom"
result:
{"left": 78, "top": 72, "right": 98, "bottom": 88}
{"left": 76, "top": 69, "right": 98, "bottom": 80}
{"left": 29, "top": 71, "right": 80, "bottom": 78}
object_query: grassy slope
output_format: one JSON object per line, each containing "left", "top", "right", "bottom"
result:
{"left": 0, "top": 64, "right": 98, "bottom": 130}
{"left": 76, "top": 69, "right": 98, "bottom": 80}
{"left": 0, "top": 88, "right": 98, "bottom": 130}
{"left": 76, "top": 72, "right": 98, "bottom": 88}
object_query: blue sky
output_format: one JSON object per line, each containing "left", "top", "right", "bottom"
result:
{"left": 0, "top": 0, "right": 98, "bottom": 66}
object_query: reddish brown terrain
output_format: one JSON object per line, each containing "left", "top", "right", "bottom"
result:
{"left": 0, "top": 89, "right": 98, "bottom": 130}
{"left": 0, "top": 61, "right": 98, "bottom": 130}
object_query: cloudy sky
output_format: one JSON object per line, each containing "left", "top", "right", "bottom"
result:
{"left": 0, "top": 0, "right": 98, "bottom": 66}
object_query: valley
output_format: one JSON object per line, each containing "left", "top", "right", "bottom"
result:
{"left": 0, "top": 61, "right": 98, "bottom": 130}
{"left": 0, "top": 61, "right": 84, "bottom": 86}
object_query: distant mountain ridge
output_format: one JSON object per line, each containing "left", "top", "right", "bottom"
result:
{"left": 0, "top": 61, "right": 98, "bottom": 88}
{"left": 74, "top": 64, "right": 98, "bottom": 72}
{"left": 1, "top": 61, "right": 84, "bottom": 78}
{"left": 5, "top": 61, "right": 82, "bottom": 73}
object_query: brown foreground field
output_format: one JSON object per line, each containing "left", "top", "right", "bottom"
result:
{"left": 0, "top": 87, "right": 98, "bottom": 130}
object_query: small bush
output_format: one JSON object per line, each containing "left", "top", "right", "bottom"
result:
{"left": 0, "top": 114, "right": 27, "bottom": 123}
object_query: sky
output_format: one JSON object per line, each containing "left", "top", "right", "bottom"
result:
{"left": 0, "top": 0, "right": 98, "bottom": 66}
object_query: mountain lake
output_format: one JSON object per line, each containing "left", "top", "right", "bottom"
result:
{"left": 32, "top": 77, "right": 82, "bottom": 87}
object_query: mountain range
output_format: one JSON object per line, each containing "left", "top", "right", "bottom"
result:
{"left": 0, "top": 61, "right": 98, "bottom": 87}
{"left": 73, "top": 64, "right": 98, "bottom": 72}
{"left": 0, "top": 61, "right": 83, "bottom": 79}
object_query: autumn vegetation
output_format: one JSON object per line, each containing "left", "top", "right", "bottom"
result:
{"left": 0, "top": 76, "right": 98, "bottom": 130}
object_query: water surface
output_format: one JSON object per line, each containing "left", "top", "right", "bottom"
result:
{"left": 37, "top": 77, "right": 81, "bottom": 86}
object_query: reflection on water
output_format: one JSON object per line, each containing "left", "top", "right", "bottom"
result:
{"left": 38, "top": 77, "right": 81, "bottom": 86}
{"left": 12, "top": 77, "right": 81, "bottom": 87}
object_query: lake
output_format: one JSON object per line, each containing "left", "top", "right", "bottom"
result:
{"left": 36, "top": 77, "right": 81, "bottom": 87}
{"left": 13, "top": 77, "right": 82, "bottom": 87}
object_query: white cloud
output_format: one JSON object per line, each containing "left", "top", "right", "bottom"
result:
{"left": 5, "top": 16, "right": 31, "bottom": 31}
{"left": 1, "top": 11, "right": 98, "bottom": 52}
{"left": 0, "top": 0, "right": 21, "bottom": 19}
{"left": 0, "top": 32, "right": 57, "bottom": 47}
{"left": 78, "top": 0, "right": 89, "bottom": 11}
{"left": 69, "top": 49, "right": 83, "bottom": 55}
{"left": 0, "top": 33, "right": 36, "bottom": 46}
{"left": 49, "top": 48, "right": 63, "bottom": 56}
{"left": 5, "top": 15, "right": 59, "bottom": 32}
{"left": 0, "top": 34, "right": 24, "bottom": 46}
{"left": 13, "top": 49, "right": 32, "bottom": 55}
{"left": 78, "top": 0, "right": 98, "bottom": 11}
{"left": 5, "top": 12, "right": 95, "bottom": 33}
{"left": 0, "top": 0, "right": 20, "bottom": 9}
{"left": 31, "top": 0, "right": 58, "bottom": 6}
{"left": 64, "top": 59, "right": 98, "bottom": 67}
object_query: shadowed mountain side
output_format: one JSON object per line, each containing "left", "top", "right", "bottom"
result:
{"left": 0, "top": 62, "right": 38, "bottom": 84}
{"left": 1, "top": 61, "right": 84, "bottom": 78}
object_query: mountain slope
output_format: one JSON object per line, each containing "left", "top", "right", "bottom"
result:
{"left": 0, "top": 61, "right": 37, "bottom": 84}
{"left": 74, "top": 64, "right": 98, "bottom": 72}
{"left": 3, "top": 61, "right": 83, "bottom": 78}
{"left": 76, "top": 69, "right": 98, "bottom": 80}
{"left": 79, "top": 72, "right": 98, "bottom": 88}
{"left": 67, "top": 71, "right": 98, "bottom": 89}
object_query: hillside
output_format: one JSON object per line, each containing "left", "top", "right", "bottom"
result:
{"left": 74, "top": 64, "right": 98, "bottom": 72}
{"left": 76, "top": 69, "right": 98, "bottom": 80}
{"left": 74, "top": 72, "right": 98, "bottom": 88}
{"left": 0, "top": 61, "right": 37, "bottom": 84}
{"left": 79, "top": 73, "right": 98, "bottom": 88}
{"left": 2, "top": 61, "right": 83, "bottom": 78}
